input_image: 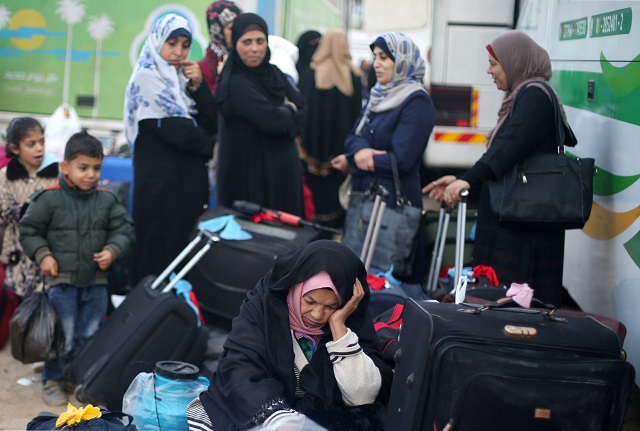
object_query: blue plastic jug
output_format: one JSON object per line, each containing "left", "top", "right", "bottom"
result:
{"left": 125, "top": 361, "right": 209, "bottom": 431}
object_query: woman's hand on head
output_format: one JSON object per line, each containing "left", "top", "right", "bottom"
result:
{"left": 329, "top": 278, "right": 365, "bottom": 340}
{"left": 422, "top": 175, "right": 457, "bottom": 202}
{"left": 181, "top": 60, "right": 203, "bottom": 88}
{"left": 354, "top": 148, "right": 386, "bottom": 172}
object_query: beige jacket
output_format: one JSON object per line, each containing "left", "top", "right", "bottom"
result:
{"left": 0, "top": 157, "right": 58, "bottom": 295}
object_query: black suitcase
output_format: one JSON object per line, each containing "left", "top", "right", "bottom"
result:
{"left": 66, "top": 231, "right": 218, "bottom": 410}
{"left": 188, "top": 206, "right": 322, "bottom": 321}
{"left": 386, "top": 299, "right": 635, "bottom": 431}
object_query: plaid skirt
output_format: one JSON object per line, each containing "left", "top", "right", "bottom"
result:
{"left": 472, "top": 183, "right": 566, "bottom": 307}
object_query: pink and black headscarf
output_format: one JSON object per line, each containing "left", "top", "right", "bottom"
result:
{"left": 287, "top": 271, "right": 343, "bottom": 338}
{"left": 206, "top": 1, "right": 243, "bottom": 58}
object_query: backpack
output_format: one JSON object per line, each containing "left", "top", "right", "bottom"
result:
{"left": 372, "top": 303, "right": 404, "bottom": 368}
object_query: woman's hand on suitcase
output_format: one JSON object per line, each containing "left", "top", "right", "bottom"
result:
{"left": 422, "top": 175, "right": 456, "bottom": 202}
{"left": 444, "top": 180, "right": 471, "bottom": 207}
{"left": 329, "top": 278, "right": 365, "bottom": 340}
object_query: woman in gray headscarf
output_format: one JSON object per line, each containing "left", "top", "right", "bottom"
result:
{"left": 424, "top": 30, "right": 577, "bottom": 306}
{"left": 332, "top": 32, "right": 436, "bottom": 283}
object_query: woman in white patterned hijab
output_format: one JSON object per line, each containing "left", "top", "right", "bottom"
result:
{"left": 123, "top": 13, "right": 216, "bottom": 286}
{"left": 124, "top": 14, "right": 197, "bottom": 149}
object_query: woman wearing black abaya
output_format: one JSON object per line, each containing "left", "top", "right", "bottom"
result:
{"left": 295, "top": 30, "right": 322, "bottom": 81}
{"left": 216, "top": 13, "right": 305, "bottom": 215}
{"left": 298, "top": 28, "right": 363, "bottom": 229}
{"left": 424, "top": 31, "right": 577, "bottom": 306}
{"left": 186, "top": 240, "right": 392, "bottom": 431}
{"left": 124, "top": 15, "right": 215, "bottom": 284}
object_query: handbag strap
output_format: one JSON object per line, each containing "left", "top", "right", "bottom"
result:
{"left": 388, "top": 152, "right": 409, "bottom": 206}
{"left": 513, "top": 81, "right": 566, "bottom": 154}
{"left": 539, "top": 81, "right": 566, "bottom": 153}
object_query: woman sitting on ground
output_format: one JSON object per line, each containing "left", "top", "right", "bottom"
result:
{"left": 186, "top": 240, "right": 393, "bottom": 431}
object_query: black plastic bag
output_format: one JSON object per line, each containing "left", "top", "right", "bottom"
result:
{"left": 9, "top": 291, "right": 65, "bottom": 364}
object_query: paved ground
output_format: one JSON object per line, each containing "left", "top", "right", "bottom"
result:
{"left": 0, "top": 343, "right": 80, "bottom": 431}
{"left": 1, "top": 340, "right": 639, "bottom": 430}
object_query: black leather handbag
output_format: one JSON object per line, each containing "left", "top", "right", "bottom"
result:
{"left": 488, "top": 83, "right": 595, "bottom": 230}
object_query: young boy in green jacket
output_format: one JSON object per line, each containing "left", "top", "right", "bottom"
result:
{"left": 20, "top": 131, "right": 135, "bottom": 406}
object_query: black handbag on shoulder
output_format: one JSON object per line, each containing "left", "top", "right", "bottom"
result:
{"left": 488, "top": 83, "right": 595, "bottom": 230}
{"left": 342, "top": 153, "right": 423, "bottom": 277}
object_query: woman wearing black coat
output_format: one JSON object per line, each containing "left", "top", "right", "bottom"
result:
{"left": 215, "top": 13, "right": 305, "bottom": 216}
{"left": 124, "top": 14, "right": 215, "bottom": 284}
{"left": 332, "top": 32, "right": 435, "bottom": 282}
{"left": 298, "top": 28, "right": 363, "bottom": 229}
{"left": 186, "top": 240, "right": 393, "bottom": 431}
{"left": 424, "top": 30, "right": 577, "bottom": 306}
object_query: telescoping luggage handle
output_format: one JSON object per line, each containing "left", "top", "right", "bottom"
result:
{"left": 425, "top": 189, "right": 469, "bottom": 292}
{"left": 151, "top": 229, "right": 220, "bottom": 293}
{"left": 361, "top": 184, "right": 390, "bottom": 271}
{"left": 426, "top": 203, "right": 452, "bottom": 292}
{"left": 454, "top": 189, "right": 469, "bottom": 285}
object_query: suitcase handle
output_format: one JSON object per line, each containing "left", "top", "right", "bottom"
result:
{"left": 151, "top": 230, "right": 220, "bottom": 292}
{"left": 487, "top": 297, "right": 556, "bottom": 311}
{"left": 460, "top": 300, "right": 567, "bottom": 322}
{"left": 361, "top": 185, "right": 389, "bottom": 271}
{"left": 453, "top": 189, "right": 469, "bottom": 284}
{"left": 426, "top": 203, "right": 454, "bottom": 292}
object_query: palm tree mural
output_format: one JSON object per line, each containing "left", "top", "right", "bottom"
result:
{"left": 0, "top": 5, "right": 12, "bottom": 29}
{"left": 56, "top": 0, "right": 86, "bottom": 105}
{"left": 88, "top": 14, "right": 114, "bottom": 118}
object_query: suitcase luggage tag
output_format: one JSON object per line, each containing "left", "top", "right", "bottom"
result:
{"left": 453, "top": 276, "right": 467, "bottom": 304}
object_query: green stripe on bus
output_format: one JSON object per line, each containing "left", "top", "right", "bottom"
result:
{"left": 551, "top": 67, "right": 640, "bottom": 127}
{"left": 567, "top": 152, "right": 640, "bottom": 196}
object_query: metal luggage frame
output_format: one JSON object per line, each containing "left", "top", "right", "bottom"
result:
{"left": 425, "top": 190, "right": 469, "bottom": 292}
{"left": 152, "top": 229, "right": 220, "bottom": 293}
{"left": 359, "top": 185, "right": 390, "bottom": 272}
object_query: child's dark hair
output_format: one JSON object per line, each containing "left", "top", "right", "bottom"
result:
{"left": 5, "top": 117, "right": 44, "bottom": 158}
{"left": 64, "top": 130, "right": 104, "bottom": 162}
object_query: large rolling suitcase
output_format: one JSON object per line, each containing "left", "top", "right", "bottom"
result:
{"left": 188, "top": 205, "right": 323, "bottom": 321}
{"left": 386, "top": 298, "right": 636, "bottom": 431}
{"left": 66, "top": 230, "right": 218, "bottom": 410}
